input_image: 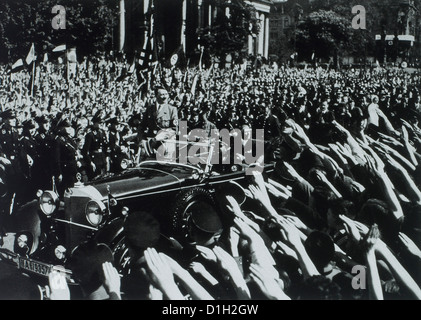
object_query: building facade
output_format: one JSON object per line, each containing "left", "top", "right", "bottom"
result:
{"left": 120, "top": 0, "right": 272, "bottom": 61}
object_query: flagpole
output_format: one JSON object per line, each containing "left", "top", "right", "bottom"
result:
{"left": 199, "top": 46, "right": 204, "bottom": 71}
{"left": 31, "top": 60, "right": 35, "bottom": 97}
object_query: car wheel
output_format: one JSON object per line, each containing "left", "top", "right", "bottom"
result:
{"left": 170, "top": 187, "right": 216, "bottom": 238}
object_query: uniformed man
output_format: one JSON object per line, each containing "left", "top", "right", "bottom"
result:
{"left": 137, "top": 86, "right": 179, "bottom": 160}
{"left": 20, "top": 119, "right": 38, "bottom": 200}
{"left": 34, "top": 115, "right": 55, "bottom": 190}
{"left": 82, "top": 114, "right": 108, "bottom": 179}
{"left": 107, "top": 117, "right": 127, "bottom": 174}
{"left": 54, "top": 118, "right": 78, "bottom": 196}
{"left": 138, "top": 86, "right": 178, "bottom": 141}
{"left": 0, "top": 109, "right": 28, "bottom": 204}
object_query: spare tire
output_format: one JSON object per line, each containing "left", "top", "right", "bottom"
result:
{"left": 169, "top": 187, "right": 217, "bottom": 238}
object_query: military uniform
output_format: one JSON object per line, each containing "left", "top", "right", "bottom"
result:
{"left": 138, "top": 102, "right": 178, "bottom": 140}
{"left": 34, "top": 119, "right": 55, "bottom": 190}
{"left": 54, "top": 120, "right": 78, "bottom": 195}
{"left": 19, "top": 120, "right": 40, "bottom": 200}
{"left": 82, "top": 123, "right": 108, "bottom": 179}
{"left": 108, "top": 126, "right": 127, "bottom": 174}
{"left": 0, "top": 112, "right": 29, "bottom": 204}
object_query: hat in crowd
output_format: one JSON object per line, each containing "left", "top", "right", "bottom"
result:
{"left": 56, "top": 117, "right": 72, "bottom": 129}
{"left": 350, "top": 107, "right": 368, "bottom": 121}
{"left": 35, "top": 115, "right": 49, "bottom": 124}
{"left": 0, "top": 109, "right": 15, "bottom": 121}
{"left": 22, "top": 119, "right": 36, "bottom": 131}
{"left": 67, "top": 240, "right": 114, "bottom": 293}
{"left": 91, "top": 110, "right": 104, "bottom": 124}
{"left": 105, "top": 117, "right": 119, "bottom": 126}
{"left": 123, "top": 211, "right": 161, "bottom": 250}
{"left": 128, "top": 114, "right": 141, "bottom": 128}
{"left": 304, "top": 231, "right": 335, "bottom": 272}
{"left": 187, "top": 202, "right": 223, "bottom": 238}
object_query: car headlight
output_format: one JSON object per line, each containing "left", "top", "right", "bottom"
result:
{"left": 85, "top": 200, "right": 106, "bottom": 227}
{"left": 121, "top": 159, "right": 129, "bottom": 170}
{"left": 39, "top": 191, "right": 59, "bottom": 216}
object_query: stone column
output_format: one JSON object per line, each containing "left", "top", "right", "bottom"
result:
{"left": 209, "top": 4, "right": 212, "bottom": 26}
{"left": 198, "top": 0, "right": 203, "bottom": 29}
{"left": 143, "top": 0, "right": 150, "bottom": 39}
{"left": 264, "top": 14, "right": 269, "bottom": 58}
{"left": 258, "top": 13, "right": 265, "bottom": 55}
{"left": 181, "top": 0, "right": 187, "bottom": 51}
{"left": 119, "top": 0, "right": 125, "bottom": 52}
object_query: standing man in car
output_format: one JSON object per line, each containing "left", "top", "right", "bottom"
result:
{"left": 83, "top": 113, "right": 108, "bottom": 179}
{"left": 138, "top": 86, "right": 179, "bottom": 159}
{"left": 138, "top": 86, "right": 178, "bottom": 141}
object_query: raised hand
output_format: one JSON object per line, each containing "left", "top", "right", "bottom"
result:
{"left": 339, "top": 214, "right": 362, "bottom": 244}
{"left": 283, "top": 161, "right": 302, "bottom": 181}
{"left": 361, "top": 224, "right": 381, "bottom": 253}
{"left": 226, "top": 195, "right": 245, "bottom": 218}
{"left": 249, "top": 263, "right": 289, "bottom": 300}
{"left": 284, "top": 215, "right": 309, "bottom": 233}
{"left": 213, "top": 246, "right": 241, "bottom": 274}
{"left": 148, "top": 284, "right": 164, "bottom": 300}
{"left": 196, "top": 245, "right": 217, "bottom": 263}
{"left": 144, "top": 248, "right": 183, "bottom": 300}
{"left": 213, "top": 246, "right": 251, "bottom": 299}
{"left": 102, "top": 262, "right": 121, "bottom": 299}
{"left": 48, "top": 269, "right": 70, "bottom": 300}
{"left": 190, "top": 262, "right": 207, "bottom": 275}
{"left": 399, "top": 232, "right": 421, "bottom": 259}
{"left": 276, "top": 240, "right": 298, "bottom": 260}
{"left": 277, "top": 219, "right": 303, "bottom": 249}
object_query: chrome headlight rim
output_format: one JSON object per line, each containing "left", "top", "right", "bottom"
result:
{"left": 85, "top": 200, "right": 106, "bottom": 227}
{"left": 39, "top": 191, "right": 59, "bottom": 216}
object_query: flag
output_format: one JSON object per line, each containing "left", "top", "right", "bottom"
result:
{"left": 138, "top": 0, "right": 157, "bottom": 71}
{"left": 11, "top": 59, "right": 24, "bottom": 71}
{"left": 198, "top": 46, "right": 204, "bottom": 71}
{"left": 53, "top": 44, "right": 67, "bottom": 52}
{"left": 43, "top": 53, "right": 48, "bottom": 63}
{"left": 311, "top": 52, "right": 315, "bottom": 61}
{"left": 26, "top": 43, "right": 36, "bottom": 65}
{"left": 166, "top": 45, "right": 185, "bottom": 69}
{"left": 117, "top": 59, "right": 136, "bottom": 82}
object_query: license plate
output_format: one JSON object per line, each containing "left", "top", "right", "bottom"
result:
{"left": 18, "top": 257, "right": 52, "bottom": 276}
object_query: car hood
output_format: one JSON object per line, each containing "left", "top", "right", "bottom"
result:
{"left": 81, "top": 162, "right": 199, "bottom": 201}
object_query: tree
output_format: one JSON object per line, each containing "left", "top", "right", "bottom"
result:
{"left": 295, "top": 10, "right": 352, "bottom": 67}
{"left": 197, "top": 0, "right": 260, "bottom": 64}
{"left": 0, "top": 0, "right": 118, "bottom": 63}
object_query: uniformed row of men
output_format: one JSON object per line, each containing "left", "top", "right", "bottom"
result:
{"left": 0, "top": 108, "right": 132, "bottom": 207}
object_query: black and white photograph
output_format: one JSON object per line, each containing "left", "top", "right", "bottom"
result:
{"left": 0, "top": 0, "right": 420, "bottom": 304}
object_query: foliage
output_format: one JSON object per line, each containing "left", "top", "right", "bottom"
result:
{"left": 0, "top": 0, "right": 118, "bottom": 63}
{"left": 197, "top": 0, "right": 260, "bottom": 62}
{"left": 295, "top": 10, "right": 352, "bottom": 61}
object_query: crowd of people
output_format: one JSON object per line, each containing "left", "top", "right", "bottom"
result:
{"left": 1, "top": 53, "right": 421, "bottom": 300}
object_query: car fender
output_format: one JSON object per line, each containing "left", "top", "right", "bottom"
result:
{"left": 9, "top": 200, "right": 42, "bottom": 254}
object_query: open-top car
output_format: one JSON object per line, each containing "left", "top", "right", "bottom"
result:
{"left": 0, "top": 137, "right": 274, "bottom": 287}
